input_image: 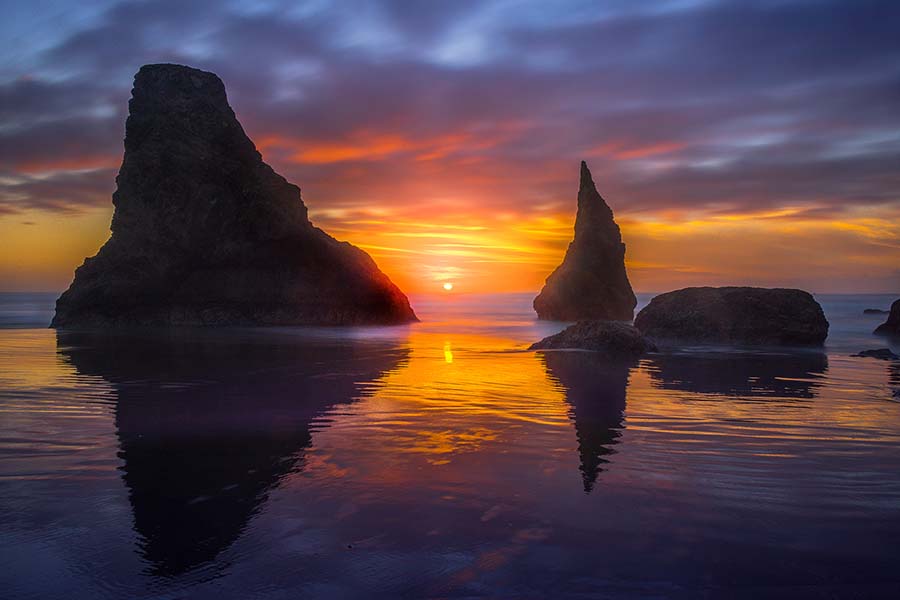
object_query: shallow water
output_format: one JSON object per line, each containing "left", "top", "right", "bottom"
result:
{"left": 1, "top": 292, "right": 899, "bottom": 598}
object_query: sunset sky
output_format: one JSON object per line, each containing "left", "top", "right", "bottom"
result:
{"left": 1, "top": 0, "right": 898, "bottom": 294}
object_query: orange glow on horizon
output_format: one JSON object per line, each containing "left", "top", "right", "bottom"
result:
{"left": 1, "top": 145, "right": 898, "bottom": 295}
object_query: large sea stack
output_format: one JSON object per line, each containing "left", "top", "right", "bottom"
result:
{"left": 634, "top": 287, "right": 829, "bottom": 346}
{"left": 874, "top": 299, "right": 900, "bottom": 336}
{"left": 52, "top": 64, "right": 416, "bottom": 327}
{"left": 533, "top": 161, "right": 636, "bottom": 321}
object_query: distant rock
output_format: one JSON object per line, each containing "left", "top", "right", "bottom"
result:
{"left": 634, "top": 287, "right": 829, "bottom": 346}
{"left": 853, "top": 349, "right": 899, "bottom": 361}
{"left": 52, "top": 64, "right": 416, "bottom": 327}
{"left": 529, "top": 321, "right": 656, "bottom": 358}
{"left": 874, "top": 299, "right": 900, "bottom": 336}
{"left": 533, "top": 161, "right": 636, "bottom": 321}
{"left": 864, "top": 308, "right": 888, "bottom": 315}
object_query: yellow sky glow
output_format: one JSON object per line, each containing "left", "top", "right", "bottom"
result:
{"left": 1, "top": 189, "right": 898, "bottom": 295}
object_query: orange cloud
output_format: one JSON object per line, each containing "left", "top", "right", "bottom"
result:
{"left": 587, "top": 140, "right": 686, "bottom": 160}
{"left": 3, "top": 134, "right": 899, "bottom": 295}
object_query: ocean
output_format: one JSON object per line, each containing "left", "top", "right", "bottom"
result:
{"left": 1, "top": 291, "right": 898, "bottom": 598}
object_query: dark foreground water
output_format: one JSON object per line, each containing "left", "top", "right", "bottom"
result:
{"left": 1, "top": 292, "right": 899, "bottom": 599}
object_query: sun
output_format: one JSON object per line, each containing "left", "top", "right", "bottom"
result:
{"left": 442, "top": 282, "right": 454, "bottom": 291}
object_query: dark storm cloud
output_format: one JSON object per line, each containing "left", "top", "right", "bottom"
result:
{"left": 0, "top": 0, "right": 898, "bottom": 217}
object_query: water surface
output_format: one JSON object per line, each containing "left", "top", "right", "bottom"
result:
{"left": 1, "top": 292, "right": 899, "bottom": 598}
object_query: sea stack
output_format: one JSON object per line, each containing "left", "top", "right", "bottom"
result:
{"left": 533, "top": 161, "right": 636, "bottom": 321}
{"left": 874, "top": 299, "right": 900, "bottom": 336}
{"left": 52, "top": 64, "right": 416, "bottom": 327}
{"left": 634, "top": 287, "right": 829, "bottom": 346}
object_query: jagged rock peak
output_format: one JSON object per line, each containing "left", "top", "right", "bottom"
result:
{"left": 52, "top": 63, "right": 417, "bottom": 327}
{"left": 533, "top": 161, "right": 637, "bottom": 321}
{"left": 574, "top": 161, "right": 616, "bottom": 241}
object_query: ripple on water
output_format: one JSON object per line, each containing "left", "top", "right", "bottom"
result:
{"left": 1, "top": 308, "right": 900, "bottom": 598}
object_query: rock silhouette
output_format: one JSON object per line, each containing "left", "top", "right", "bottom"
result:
{"left": 540, "top": 352, "right": 632, "bottom": 493}
{"left": 530, "top": 320, "right": 656, "bottom": 358}
{"left": 51, "top": 64, "right": 416, "bottom": 327}
{"left": 853, "top": 348, "right": 899, "bottom": 361}
{"left": 874, "top": 299, "right": 900, "bottom": 336}
{"left": 57, "top": 329, "right": 407, "bottom": 576}
{"left": 533, "top": 161, "right": 636, "bottom": 321}
{"left": 635, "top": 287, "right": 829, "bottom": 346}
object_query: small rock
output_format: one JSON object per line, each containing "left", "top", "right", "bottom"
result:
{"left": 864, "top": 308, "right": 888, "bottom": 315}
{"left": 853, "top": 348, "right": 899, "bottom": 360}
{"left": 530, "top": 320, "right": 656, "bottom": 358}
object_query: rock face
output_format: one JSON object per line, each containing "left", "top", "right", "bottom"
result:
{"left": 634, "top": 287, "right": 829, "bottom": 346}
{"left": 52, "top": 64, "right": 416, "bottom": 327}
{"left": 533, "top": 161, "right": 636, "bottom": 321}
{"left": 530, "top": 320, "right": 656, "bottom": 358}
{"left": 874, "top": 299, "right": 900, "bottom": 336}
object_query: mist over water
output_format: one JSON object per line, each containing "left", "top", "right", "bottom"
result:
{"left": 1, "top": 292, "right": 899, "bottom": 598}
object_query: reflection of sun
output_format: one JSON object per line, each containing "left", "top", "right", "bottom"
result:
{"left": 442, "top": 282, "right": 454, "bottom": 291}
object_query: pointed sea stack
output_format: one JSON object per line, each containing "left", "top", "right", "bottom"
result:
{"left": 52, "top": 64, "right": 416, "bottom": 327}
{"left": 534, "top": 161, "right": 636, "bottom": 321}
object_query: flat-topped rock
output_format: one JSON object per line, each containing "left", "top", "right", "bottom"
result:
{"left": 530, "top": 320, "right": 656, "bottom": 358}
{"left": 634, "top": 287, "right": 828, "bottom": 346}
{"left": 533, "top": 161, "right": 636, "bottom": 321}
{"left": 52, "top": 64, "right": 416, "bottom": 327}
{"left": 874, "top": 299, "right": 900, "bottom": 336}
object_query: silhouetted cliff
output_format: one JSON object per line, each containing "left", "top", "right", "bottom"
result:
{"left": 52, "top": 64, "right": 416, "bottom": 327}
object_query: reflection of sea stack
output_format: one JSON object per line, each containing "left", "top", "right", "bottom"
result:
{"left": 52, "top": 64, "right": 416, "bottom": 327}
{"left": 534, "top": 161, "right": 636, "bottom": 321}
{"left": 58, "top": 331, "right": 407, "bottom": 576}
{"left": 540, "top": 352, "right": 631, "bottom": 493}
{"left": 646, "top": 351, "right": 828, "bottom": 398}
